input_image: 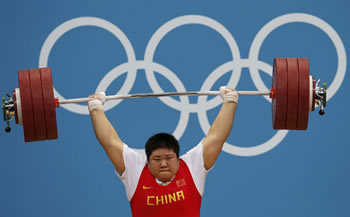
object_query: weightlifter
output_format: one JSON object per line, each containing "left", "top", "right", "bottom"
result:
{"left": 88, "top": 86, "right": 238, "bottom": 217}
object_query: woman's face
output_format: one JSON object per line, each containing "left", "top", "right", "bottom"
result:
{"left": 148, "top": 148, "right": 179, "bottom": 182}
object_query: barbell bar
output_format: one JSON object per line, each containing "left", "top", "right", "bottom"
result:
{"left": 1, "top": 57, "right": 327, "bottom": 143}
{"left": 59, "top": 90, "right": 271, "bottom": 105}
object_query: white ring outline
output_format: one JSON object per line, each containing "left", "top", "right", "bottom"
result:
{"left": 39, "top": 17, "right": 137, "bottom": 115}
{"left": 144, "top": 15, "right": 241, "bottom": 112}
{"left": 198, "top": 59, "right": 288, "bottom": 156}
{"left": 97, "top": 60, "right": 190, "bottom": 141}
{"left": 249, "top": 13, "right": 347, "bottom": 103}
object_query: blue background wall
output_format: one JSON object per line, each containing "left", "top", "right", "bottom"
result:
{"left": 1, "top": 0, "right": 349, "bottom": 216}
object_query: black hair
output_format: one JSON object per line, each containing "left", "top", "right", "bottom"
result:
{"left": 145, "top": 132, "right": 180, "bottom": 161}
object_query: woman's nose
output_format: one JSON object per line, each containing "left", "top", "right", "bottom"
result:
{"left": 160, "top": 160, "right": 167, "bottom": 167}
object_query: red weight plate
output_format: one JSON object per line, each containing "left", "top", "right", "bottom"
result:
{"left": 272, "top": 58, "right": 288, "bottom": 129}
{"left": 29, "top": 69, "right": 47, "bottom": 141}
{"left": 12, "top": 90, "right": 19, "bottom": 124}
{"left": 18, "top": 70, "right": 36, "bottom": 142}
{"left": 285, "top": 58, "right": 299, "bottom": 129}
{"left": 40, "top": 67, "right": 58, "bottom": 140}
{"left": 296, "top": 58, "right": 310, "bottom": 130}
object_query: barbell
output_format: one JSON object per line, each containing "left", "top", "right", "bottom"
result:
{"left": 2, "top": 57, "right": 327, "bottom": 143}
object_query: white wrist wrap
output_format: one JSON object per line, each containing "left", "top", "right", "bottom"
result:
{"left": 220, "top": 86, "right": 238, "bottom": 103}
{"left": 88, "top": 99, "right": 103, "bottom": 112}
{"left": 88, "top": 92, "right": 106, "bottom": 112}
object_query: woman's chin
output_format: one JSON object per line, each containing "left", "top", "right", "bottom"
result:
{"left": 157, "top": 173, "right": 172, "bottom": 182}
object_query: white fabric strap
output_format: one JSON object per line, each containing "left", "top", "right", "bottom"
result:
{"left": 220, "top": 86, "right": 238, "bottom": 103}
{"left": 88, "top": 92, "right": 106, "bottom": 112}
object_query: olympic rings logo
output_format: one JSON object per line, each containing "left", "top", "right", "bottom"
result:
{"left": 38, "top": 13, "right": 346, "bottom": 157}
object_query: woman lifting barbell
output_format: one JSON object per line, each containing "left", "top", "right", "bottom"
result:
{"left": 88, "top": 87, "right": 238, "bottom": 217}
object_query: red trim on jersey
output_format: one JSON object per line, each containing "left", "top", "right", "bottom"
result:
{"left": 130, "top": 159, "right": 202, "bottom": 217}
